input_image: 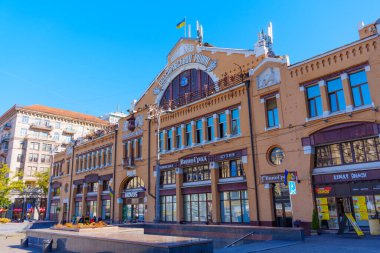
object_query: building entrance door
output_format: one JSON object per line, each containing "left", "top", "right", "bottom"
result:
{"left": 123, "top": 202, "right": 144, "bottom": 222}
{"left": 273, "top": 183, "right": 293, "bottom": 227}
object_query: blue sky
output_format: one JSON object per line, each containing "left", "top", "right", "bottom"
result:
{"left": 0, "top": 1, "right": 379, "bottom": 117}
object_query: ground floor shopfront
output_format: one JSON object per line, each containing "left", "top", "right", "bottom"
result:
{"left": 314, "top": 168, "right": 380, "bottom": 231}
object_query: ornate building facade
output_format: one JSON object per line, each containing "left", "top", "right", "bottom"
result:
{"left": 50, "top": 18, "right": 380, "bottom": 233}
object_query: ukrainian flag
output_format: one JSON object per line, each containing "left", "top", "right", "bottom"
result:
{"left": 176, "top": 18, "right": 186, "bottom": 29}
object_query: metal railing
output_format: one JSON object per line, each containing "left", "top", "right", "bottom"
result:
{"left": 224, "top": 232, "right": 255, "bottom": 248}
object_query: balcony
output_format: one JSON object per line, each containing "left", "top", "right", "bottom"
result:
{"left": 123, "top": 158, "right": 135, "bottom": 169}
{"left": 1, "top": 136, "right": 10, "bottom": 143}
{"left": 30, "top": 123, "right": 53, "bottom": 132}
{"left": 3, "top": 123, "right": 12, "bottom": 131}
{"left": 62, "top": 128, "right": 76, "bottom": 135}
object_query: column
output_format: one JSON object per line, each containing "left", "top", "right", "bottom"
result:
{"left": 133, "top": 139, "right": 138, "bottom": 158}
{"left": 87, "top": 154, "right": 90, "bottom": 170}
{"left": 202, "top": 117, "right": 207, "bottom": 143}
{"left": 172, "top": 127, "right": 177, "bottom": 149}
{"left": 191, "top": 121, "right": 196, "bottom": 146}
{"left": 225, "top": 109, "right": 231, "bottom": 137}
{"left": 210, "top": 162, "right": 220, "bottom": 223}
{"left": 97, "top": 180, "right": 102, "bottom": 219}
{"left": 70, "top": 185, "right": 77, "bottom": 218}
{"left": 213, "top": 113, "right": 219, "bottom": 140}
{"left": 82, "top": 183, "right": 88, "bottom": 217}
{"left": 127, "top": 142, "right": 132, "bottom": 164}
{"left": 92, "top": 152, "right": 95, "bottom": 169}
{"left": 243, "top": 155, "right": 259, "bottom": 225}
{"left": 318, "top": 80, "right": 330, "bottom": 117}
{"left": 175, "top": 168, "right": 184, "bottom": 223}
{"left": 162, "top": 130, "right": 167, "bottom": 153}
{"left": 181, "top": 124, "right": 186, "bottom": 149}
{"left": 341, "top": 73, "right": 354, "bottom": 112}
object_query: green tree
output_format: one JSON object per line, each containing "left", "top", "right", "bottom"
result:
{"left": 35, "top": 169, "right": 50, "bottom": 195}
{"left": 27, "top": 168, "right": 50, "bottom": 219}
{"left": 0, "top": 163, "right": 25, "bottom": 208}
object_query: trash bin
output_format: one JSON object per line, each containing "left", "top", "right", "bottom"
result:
{"left": 368, "top": 219, "right": 380, "bottom": 235}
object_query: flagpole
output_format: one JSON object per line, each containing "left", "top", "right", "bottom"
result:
{"left": 184, "top": 17, "right": 187, "bottom": 37}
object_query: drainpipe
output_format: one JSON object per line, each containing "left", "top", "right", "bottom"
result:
{"left": 245, "top": 80, "right": 260, "bottom": 225}
{"left": 67, "top": 142, "right": 76, "bottom": 223}
{"left": 112, "top": 127, "right": 118, "bottom": 223}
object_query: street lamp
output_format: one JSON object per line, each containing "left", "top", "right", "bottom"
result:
{"left": 147, "top": 103, "right": 172, "bottom": 222}
{"left": 45, "top": 145, "right": 59, "bottom": 221}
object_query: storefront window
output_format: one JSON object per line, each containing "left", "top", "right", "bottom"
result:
{"left": 122, "top": 202, "right": 144, "bottom": 222}
{"left": 316, "top": 197, "right": 339, "bottom": 229}
{"left": 219, "top": 159, "right": 244, "bottom": 178}
{"left": 315, "top": 136, "right": 380, "bottom": 167}
{"left": 184, "top": 193, "right": 212, "bottom": 223}
{"left": 86, "top": 201, "right": 97, "bottom": 217}
{"left": 160, "top": 169, "right": 176, "bottom": 185}
{"left": 74, "top": 201, "right": 82, "bottom": 217}
{"left": 220, "top": 190, "right": 249, "bottom": 223}
{"left": 183, "top": 165, "right": 210, "bottom": 182}
{"left": 101, "top": 200, "right": 111, "bottom": 220}
{"left": 50, "top": 203, "right": 59, "bottom": 221}
{"left": 160, "top": 195, "right": 177, "bottom": 222}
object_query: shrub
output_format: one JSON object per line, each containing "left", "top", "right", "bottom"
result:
{"left": 311, "top": 208, "right": 320, "bottom": 231}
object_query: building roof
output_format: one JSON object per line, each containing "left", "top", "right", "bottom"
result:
{"left": 20, "top": 104, "right": 109, "bottom": 125}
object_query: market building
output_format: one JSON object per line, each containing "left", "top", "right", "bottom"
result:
{"left": 50, "top": 18, "right": 380, "bottom": 233}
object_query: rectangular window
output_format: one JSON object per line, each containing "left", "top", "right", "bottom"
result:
{"left": 22, "top": 116, "right": 29, "bottom": 124}
{"left": 218, "top": 113, "right": 227, "bottom": 138}
{"left": 327, "top": 78, "right": 346, "bottom": 112}
{"left": 206, "top": 117, "right": 214, "bottom": 141}
{"left": 42, "top": 143, "right": 52, "bottom": 151}
{"left": 20, "top": 128, "right": 27, "bottom": 137}
{"left": 219, "top": 159, "right": 245, "bottom": 178}
{"left": 136, "top": 138, "right": 142, "bottom": 159}
{"left": 75, "top": 201, "right": 82, "bottom": 217}
{"left": 160, "top": 195, "right": 177, "bottom": 222}
{"left": 231, "top": 108, "right": 241, "bottom": 135}
{"left": 159, "top": 131, "right": 164, "bottom": 152}
{"left": 160, "top": 169, "right": 176, "bottom": 185}
{"left": 88, "top": 182, "right": 99, "bottom": 192}
{"left": 184, "top": 193, "right": 212, "bottom": 223}
{"left": 28, "top": 153, "right": 39, "bottom": 163}
{"left": 102, "top": 180, "right": 110, "bottom": 191}
{"left": 185, "top": 123, "right": 192, "bottom": 146}
{"left": 266, "top": 98, "right": 279, "bottom": 128}
{"left": 77, "top": 184, "right": 83, "bottom": 194}
{"left": 55, "top": 122, "right": 61, "bottom": 129}
{"left": 167, "top": 129, "right": 172, "bottom": 151}
{"left": 306, "top": 84, "right": 323, "bottom": 118}
{"left": 220, "top": 190, "right": 249, "bottom": 223}
{"left": 101, "top": 200, "right": 111, "bottom": 220}
{"left": 17, "top": 154, "right": 24, "bottom": 163}
{"left": 175, "top": 126, "right": 182, "bottom": 148}
{"left": 183, "top": 165, "right": 210, "bottom": 182}
{"left": 108, "top": 148, "right": 112, "bottom": 165}
{"left": 349, "top": 70, "right": 371, "bottom": 107}
{"left": 195, "top": 120, "right": 203, "bottom": 144}
{"left": 40, "top": 154, "right": 52, "bottom": 164}
{"left": 86, "top": 201, "right": 97, "bottom": 217}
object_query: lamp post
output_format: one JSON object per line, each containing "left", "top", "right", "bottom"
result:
{"left": 147, "top": 104, "right": 172, "bottom": 222}
{"left": 45, "top": 145, "right": 59, "bottom": 220}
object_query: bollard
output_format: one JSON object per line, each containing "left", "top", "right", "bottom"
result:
{"left": 43, "top": 239, "right": 53, "bottom": 253}
{"left": 20, "top": 237, "right": 28, "bottom": 248}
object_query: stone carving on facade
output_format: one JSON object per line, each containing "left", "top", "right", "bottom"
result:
{"left": 256, "top": 67, "right": 280, "bottom": 89}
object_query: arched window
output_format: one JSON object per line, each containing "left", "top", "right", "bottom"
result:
{"left": 160, "top": 69, "right": 215, "bottom": 109}
{"left": 124, "top": 177, "right": 145, "bottom": 190}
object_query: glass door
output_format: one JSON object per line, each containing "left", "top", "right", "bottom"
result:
{"left": 273, "top": 183, "right": 293, "bottom": 227}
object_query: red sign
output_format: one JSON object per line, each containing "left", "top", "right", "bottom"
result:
{"left": 315, "top": 186, "right": 332, "bottom": 195}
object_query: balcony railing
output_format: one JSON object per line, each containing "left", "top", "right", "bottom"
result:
{"left": 3, "top": 123, "right": 12, "bottom": 130}
{"left": 62, "top": 128, "right": 76, "bottom": 135}
{"left": 30, "top": 123, "right": 53, "bottom": 131}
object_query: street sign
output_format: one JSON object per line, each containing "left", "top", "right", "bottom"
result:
{"left": 289, "top": 181, "right": 297, "bottom": 195}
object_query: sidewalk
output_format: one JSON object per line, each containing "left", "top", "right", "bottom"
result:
{"left": 216, "top": 234, "right": 380, "bottom": 253}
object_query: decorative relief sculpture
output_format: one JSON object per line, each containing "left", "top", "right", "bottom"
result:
{"left": 256, "top": 67, "right": 280, "bottom": 89}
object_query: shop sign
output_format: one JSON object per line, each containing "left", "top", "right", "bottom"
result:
{"left": 179, "top": 154, "right": 209, "bottom": 167}
{"left": 214, "top": 150, "right": 242, "bottom": 162}
{"left": 158, "top": 54, "right": 217, "bottom": 87}
{"left": 125, "top": 191, "right": 138, "bottom": 198}
{"left": 289, "top": 181, "right": 297, "bottom": 195}
{"left": 313, "top": 169, "right": 380, "bottom": 184}
{"left": 315, "top": 186, "right": 332, "bottom": 195}
{"left": 261, "top": 172, "right": 297, "bottom": 184}
{"left": 159, "top": 163, "right": 177, "bottom": 170}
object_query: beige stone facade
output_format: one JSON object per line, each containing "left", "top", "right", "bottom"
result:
{"left": 51, "top": 18, "right": 380, "bottom": 233}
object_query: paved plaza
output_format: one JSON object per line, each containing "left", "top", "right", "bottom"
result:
{"left": 1, "top": 223, "right": 380, "bottom": 253}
